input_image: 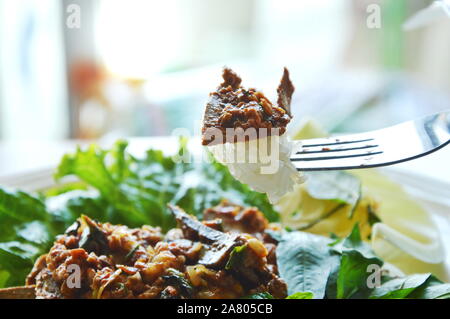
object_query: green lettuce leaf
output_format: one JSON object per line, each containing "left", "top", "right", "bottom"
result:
{"left": 0, "top": 190, "right": 57, "bottom": 287}
{"left": 0, "top": 241, "right": 41, "bottom": 287}
{"left": 53, "top": 140, "right": 279, "bottom": 231}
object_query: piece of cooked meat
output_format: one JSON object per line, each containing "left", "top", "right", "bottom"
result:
{"left": 169, "top": 204, "right": 244, "bottom": 268}
{"left": 201, "top": 68, "right": 295, "bottom": 145}
{"left": 202, "top": 200, "right": 282, "bottom": 275}
{"left": 203, "top": 200, "right": 269, "bottom": 235}
{"left": 170, "top": 205, "right": 286, "bottom": 298}
{"left": 26, "top": 204, "right": 287, "bottom": 299}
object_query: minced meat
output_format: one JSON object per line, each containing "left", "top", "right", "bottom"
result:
{"left": 26, "top": 202, "right": 287, "bottom": 299}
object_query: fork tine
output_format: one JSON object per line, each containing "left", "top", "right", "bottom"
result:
{"left": 292, "top": 150, "right": 383, "bottom": 161}
{"left": 291, "top": 134, "right": 384, "bottom": 170}
{"left": 291, "top": 110, "right": 450, "bottom": 171}
{"left": 300, "top": 136, "right": 374, "bottom": 148}
{"left": 294, "top": 139, "right": 379, "bottom": 157}
{"left": 297, "top": 144, "right": 379, "bottom": 155}
{"left": 292, "top": 154, "right": 383, "bottom": 171}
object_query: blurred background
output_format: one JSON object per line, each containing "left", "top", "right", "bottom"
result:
{"left": 0, "top": 0, "right": 450, "bottom": 177}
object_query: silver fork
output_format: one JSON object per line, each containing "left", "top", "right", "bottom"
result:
{"left": 291, "top": 110, "right": 450, "bottom": 171}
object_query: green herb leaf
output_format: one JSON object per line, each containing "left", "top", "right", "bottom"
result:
{"left": 162, "top": 268, "right": 194, "bottom": 298}
{"left": 370, "top": 274, "right": 450, "bottom": 299}
{"left": 370, "top": 274, "right": 431, "bottom": 299}
{"left": 286, "top": 292, "right": 314, "bottom": 299}
{"left": 225, "top": 245, "right": 247, "bottom": 270}
{"left": 336, "top": 249, "right": 383, "bottom": 299}
{"left": 407, "top": 275, "right": 450, "bottom": 299}
{"left": 53, "top": 140, "right": 279, "bottom": 231}
{"left": 276, "top": 231, "right": 340, "bottom": 299}
{"left": 244, "top": 292, "right": 274, "bottom": 299}
{"left": 0, "top": 190, "right": 56, "bottom": 288}
{"left": 0, "top": 189, "right": 49, "bottom": 223}
{"left": 332, "top": 224, "right": 379, "bottom": 259}
{"left": 331, "top": 225, "right": 383, "bottom": 299}
{"left": 0, "top": 242, "right": 41, "bottom": 287}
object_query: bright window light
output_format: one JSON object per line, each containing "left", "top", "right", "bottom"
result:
{"left": 95, "top": 0, "right": 183, "bottom": 79}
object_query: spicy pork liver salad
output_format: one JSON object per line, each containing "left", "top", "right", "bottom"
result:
{"left": 26, "top": 201, "right": 286, "bottom": 299}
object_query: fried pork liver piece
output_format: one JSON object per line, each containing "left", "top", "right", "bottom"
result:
{"left": 170, "top": 205, "right": 287, "bottom": 299}
{"left": 203, "top": 200, "right": 282, "bottom": 274}
{"left": 203, "top": 200, "right": 269, "bottom": 235}
{"left": 201, "top": 68, "right": 295, "bottom": 145}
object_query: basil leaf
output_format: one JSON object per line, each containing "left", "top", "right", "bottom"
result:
{"left": 331, "top": 224, "right": 378, "bottom": 259}
{"left": 370, "top": 274, "right": 431, "bottom": 299}
{"left": 276, "top": 231, "right": 340, "bottom": 299}
{"left": 225, "top": 245, "right": 247, "bottom": 270}
{"left": 336, "top": 249, "right": 383, "bottom": 299}
{"left": 330, "top": 225, "right": 383, "bottom": 299}
{"left": 162, "top": 268, "right": 193, "bottom": 298}
{"left": 408, "top": 275, "right": 450, "bottom": 299}
{"left": 370, "top": 274, "right": 450, "bottom": 299}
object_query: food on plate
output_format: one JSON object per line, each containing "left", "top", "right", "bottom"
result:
{"left": 202, "top": 68, "right": 303, "bottom": 204}
{"left": 25, "top": 202, "right": 287, "bottom": 299}
{"left": 0, "top": 139, "right": 449, "bottom": 299}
